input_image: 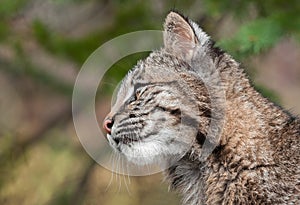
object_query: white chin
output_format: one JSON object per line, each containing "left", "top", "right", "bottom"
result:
{"left": 120, "top": 140, "right": 186, "bottom": 166}
{"left": 126, "top": 152, "right": 168, "bottom": 166}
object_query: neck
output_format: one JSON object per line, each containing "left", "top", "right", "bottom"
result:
{"left": 166, "top": 156, "right": 208, "bottom": 205}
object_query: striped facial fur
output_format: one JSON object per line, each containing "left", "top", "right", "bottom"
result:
{"left": 103, "top": 12, "right": 216, "bottom": 166}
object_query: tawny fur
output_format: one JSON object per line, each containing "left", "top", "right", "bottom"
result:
{"left": 163, "top": 12, "right": 300, "bottom": 205}
{"left": 104, "top": 11, "right": 300, "bottom": 205}
{"left": 166, "top": 52, "right": 300, "bottom": 204}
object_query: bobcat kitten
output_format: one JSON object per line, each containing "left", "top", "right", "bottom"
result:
{"left": 103, "top": 11, "right": 300, "bottom": 204}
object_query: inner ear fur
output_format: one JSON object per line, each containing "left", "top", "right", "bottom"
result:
{"left": 163, "top": 11, "right": 198, "bottom": 61}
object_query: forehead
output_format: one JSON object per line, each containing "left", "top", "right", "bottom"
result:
{"left": 115, "top": 49, "right": 190, "bottom": 103}
{"left": 125, "top": 49, "right": 188, "bottom": 85}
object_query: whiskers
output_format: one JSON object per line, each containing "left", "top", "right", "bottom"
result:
{"left": 105, "top": 151, "right": 132, "bottom": 195}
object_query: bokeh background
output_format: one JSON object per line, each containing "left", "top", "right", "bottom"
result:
{"left": 0, "top": 0, "right": 299, "bottom": 205}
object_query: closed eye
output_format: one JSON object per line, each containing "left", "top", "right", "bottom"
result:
{"left": 127, "top": 95, "right": 137, "bottom": 104}
{"left": 127, "top": 87, "right": 146, "bottom": 104}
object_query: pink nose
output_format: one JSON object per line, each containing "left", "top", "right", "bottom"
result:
{"left": 103, "top": 118, "right": 113, "bottom": 135}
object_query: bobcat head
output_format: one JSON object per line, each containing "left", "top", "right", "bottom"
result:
{"left": 103, "top": 11, "right": 226, "bottom": 166}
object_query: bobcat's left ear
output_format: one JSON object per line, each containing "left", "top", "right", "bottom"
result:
{"left": 163, "top": 11, "right": 210, "bottom": 61}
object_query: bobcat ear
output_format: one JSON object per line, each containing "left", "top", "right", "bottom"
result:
{"left": 163, "top": 11, "right": 210, "bottom": 61}
{"left": 163, "top": 12, "right": 197, "bottom": 61}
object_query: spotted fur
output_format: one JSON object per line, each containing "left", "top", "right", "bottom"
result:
{"left": 104, "top": 11, "right": 300, "bottom": 204}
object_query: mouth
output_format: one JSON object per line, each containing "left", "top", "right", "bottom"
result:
{"left": 106, "top": 134, "right": 139, "bottom": 147}
{"left": 114, "top": 136, "right": 139, "bottom": 145}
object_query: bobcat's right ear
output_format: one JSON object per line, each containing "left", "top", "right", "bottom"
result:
{"left": 163, "top": 12, "right": 197, "bottom": 61}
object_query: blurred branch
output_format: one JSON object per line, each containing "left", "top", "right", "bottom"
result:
{"left": 0, "top": 56, "right": 74, "bottom": 97}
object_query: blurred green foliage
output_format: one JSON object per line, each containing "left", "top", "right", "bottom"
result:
{"left": 204, "top": 0, "right": 300, "bottom": 59}
{"left": 32, "top": 20, "right": 102, "bottom": 65}
{"left": 0, "top": 0, "right": 26, "bottom": 19}
{"left": 218, "top": 18, "right": 283, "bottom": 59}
